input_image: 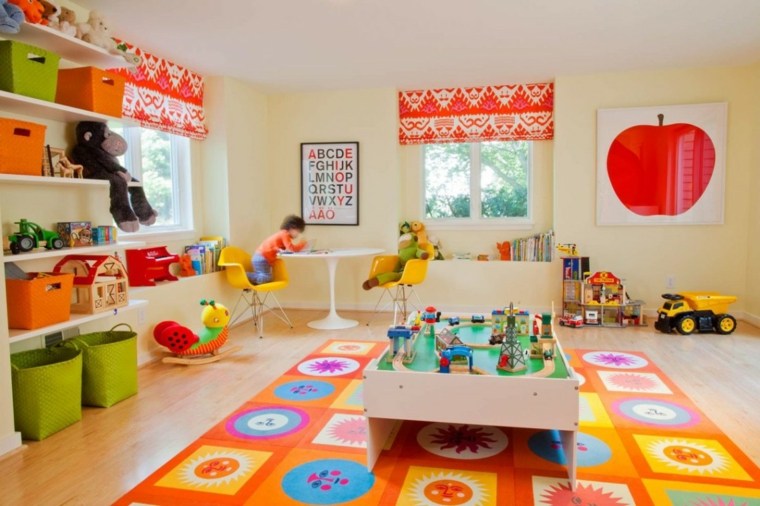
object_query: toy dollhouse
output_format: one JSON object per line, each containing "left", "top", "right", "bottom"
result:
{"left": 581, "top": 271, "right": 645, "bottom": 327}
{"left": 53, "top": 255, "right": 129, "bottom": 314}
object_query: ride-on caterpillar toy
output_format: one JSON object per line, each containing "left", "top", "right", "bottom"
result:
{"left": 153, "top": 299, "right": 241, "bottom": 365}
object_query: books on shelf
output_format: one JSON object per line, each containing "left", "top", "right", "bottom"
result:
{"left": 182, "top": 236, "right": 226, "bottom": 275}
{"left": 511, "top": 230, "right": 554, "bottom": 262}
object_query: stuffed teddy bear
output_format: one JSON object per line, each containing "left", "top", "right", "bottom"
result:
{"left": 8, "top": 0, "right": 44, "bottom": 24}
{"left": 410, "top": 220, "right": 428, "bottom": 247}
{"left": 362, "top": 233, "right": 430, "bottom": 290}
{"left": 38, "top": 0, "right": 57, "bottom": 25}
{"left": 0, "top": 0, "right": 24, "bottom": 33}
{"left": 49, "top": 5, "right": 76, "bottom": 36}
{"left": 77, "top": 10, "right": 117, "bottom": 53}
{"left": 70, "top": 121, "right": 158, "bottom": 233}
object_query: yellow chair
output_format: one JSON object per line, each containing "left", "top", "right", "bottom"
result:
{"left": 218, "top": 246, "right": 293, "bottom": 338}
{"left": 366, "top": 243, "right": 434, "bottom": 325}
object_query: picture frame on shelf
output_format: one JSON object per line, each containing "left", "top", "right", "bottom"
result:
{"left": 41, "top": 146, "right": 66, "bottom": 177}
{"left": 300, "top": 141, "right": 359, "bottom": 226}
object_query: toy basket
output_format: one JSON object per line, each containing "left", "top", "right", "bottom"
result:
{"left": 5, "top": 272, "right": 74, "bottom": 330}
{"left": 65, "top": 324, "right": 138, "bottom": 407}
{"left": 0, "top": 40, "right": 60, "bottom": 101}
{"left": 0, "top": 118, "right": 46, "bottom": 176}
{"left": 10, "top": 347, "right": 82, "bottom": 440}
{"left": 56, "top": 67, "right": 125, "bottom": 117}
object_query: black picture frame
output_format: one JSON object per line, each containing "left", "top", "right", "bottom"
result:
{"left": 300, "top": 141, "right": 360, "bottom": 226}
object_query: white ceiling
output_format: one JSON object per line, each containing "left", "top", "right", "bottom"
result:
{"left": 79, "top": 0, "right": 760, "bottom": 92}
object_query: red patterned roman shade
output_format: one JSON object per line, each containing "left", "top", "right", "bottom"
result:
{"left": 110, "top": 43, "right": 207, "bottom": 140}
{"left": 398, "top": 83, "right": 553, "bottom": 145}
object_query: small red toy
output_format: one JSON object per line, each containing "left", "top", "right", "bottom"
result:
{"left": 558, "top": 314, "right": 584, "bottom": 328}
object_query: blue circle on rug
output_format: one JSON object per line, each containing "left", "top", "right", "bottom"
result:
{"left": 528, "top": 430, "right": 611, "bottom": 467}
{"left": 282, "top": 458, "right": 375, "bottom": 504}
{"left": 225, "top": 406, "right": 309, "bottom": 439}
{"left": 274, "top": 380, "right": 336, "bottom": 402}
{"left": 614, "top": 398, "right": 699, "bottom": 428}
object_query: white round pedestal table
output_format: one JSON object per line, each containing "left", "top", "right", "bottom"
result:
{"left": 283, "top": 248, "right": 383, "bottom": 330}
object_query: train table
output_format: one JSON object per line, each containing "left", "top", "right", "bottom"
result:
{"left": 363, "top": 310, "right": 581, "bottom": 488}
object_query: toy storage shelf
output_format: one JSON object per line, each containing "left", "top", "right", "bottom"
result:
{"left": 0, "top": 90, "right": 136, "bottom": 125}
{"left": 2, "top": 240, "right": 146, "bottom": 263}
{"left": 8, "top": 23, "right": 129, "bottom": 69}
{"left": 0, "top": 174, "right": 142, "bottom": 188}
{"left": 8, "top": 299, "right": 147, "bottom": 344}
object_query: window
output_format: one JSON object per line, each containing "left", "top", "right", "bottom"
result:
{"left": 423, "top": 141, "right": 531, "bottom": 226}
{"left": 113, "top": 126, "right": 193, "bottom": 234}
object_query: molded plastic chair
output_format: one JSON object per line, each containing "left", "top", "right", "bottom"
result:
{"left": 218, "top": 246, "right": 292, "bottom": 338}
{"left": 366, "top": 243, "right": 434, "bottom": 325}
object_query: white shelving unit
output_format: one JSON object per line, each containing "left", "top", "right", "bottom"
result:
{"left": 9, "top": 23, "right": 129, "bottom": 69}
{"left": 0, "top": 174, "right": 142, "bottom": 187}
{"left": 2, "top": 240, "right": 145, "bottom": 263}
{"left": 8, "top": 299, "right": 147, "bottom": 345}
{"left": 0, "top": 18, "right": 143, "bottom": 456}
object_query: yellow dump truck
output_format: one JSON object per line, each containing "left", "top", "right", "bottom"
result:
{"left": 655, "top": 292, "right": 737, "bottom": 335}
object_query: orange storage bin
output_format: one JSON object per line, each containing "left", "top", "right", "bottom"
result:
{"left": 55, "top": 67, "right": 125, "bottom": 117}
{"left": 0, "top": 118, "right": 46, "bottom": 176}
{"left": 5, "top": 272, "right": 74, "bottom": 330}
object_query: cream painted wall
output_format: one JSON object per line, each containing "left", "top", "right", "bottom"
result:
{"left": 743, "top": 64, "right": 760, "bottom": 319}
{"left": 554, "top": 64, "right": 760, "bottom": 314}
{"left": 265, "top": 88, "right": 400, "bottom": 309}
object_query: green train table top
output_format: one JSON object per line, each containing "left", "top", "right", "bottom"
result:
{"left": 376, "top": 321, "right": 571, "bottom": 379}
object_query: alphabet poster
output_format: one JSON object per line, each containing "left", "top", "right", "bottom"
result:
{"left": 301, "top": 142, "right": 359, "bottom": 225}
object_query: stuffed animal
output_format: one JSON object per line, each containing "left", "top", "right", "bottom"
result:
{"left": 53, "top": 5, "right": 76, "bottom": 36}
{"left": 399, "top": 221, "right": 411, "bottom": 236}
{"left": 0, "top": 0, "right": 24, "bottom": 33}
{"left": 38, "top": 0, "right": 57, "bottom": 25}
{"left": 362, "top": 233, "right": 430, "bottom": 290}
{"left": 70, "top": 122, "right": 158, "bottom": 233}
{"left": 410, "top": 220, "right": 428, "bottom": 247}
{"left": 496, "top": 241, "right": 511, "bottom": 261}
{"left": 8, "top": 0, "right": 44, "bottom": 24}
{"left": 429, "top": 234, "right": 445, "bottom": 260}
{"left": 77, "top": 10, "right": 117, "bottom": 53}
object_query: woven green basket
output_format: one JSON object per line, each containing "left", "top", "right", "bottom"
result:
{"left": 10, "top": 347, "right": 82, "bottom": 441}
{"left": 67, "top": 323, "right": 138, "bottom": 407}
{"left": 0, "top": 40, "right": 60, "bottom": 101}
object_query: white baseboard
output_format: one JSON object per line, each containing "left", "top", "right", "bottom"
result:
{"left": 0, "top": 431, "right": 21, "bottom": 459}
{"left": 739, "top": 311, "right": 760, "bottom": 329}
{"left": 280, "top": 301, "right": 555, "bottom": 315}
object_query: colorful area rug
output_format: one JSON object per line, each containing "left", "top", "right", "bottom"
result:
{"left": 117, "top": 341, "right": 760, "bottom": 505}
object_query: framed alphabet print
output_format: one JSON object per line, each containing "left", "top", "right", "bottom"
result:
{"left": 301, "top": 142, "right": 359, "bottom": 226}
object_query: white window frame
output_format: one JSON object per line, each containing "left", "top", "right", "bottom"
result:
{"left": 421, "top": 142, "right": 534, "bottom": 231}
{"left": 119, "top": 126, "right": 194, "bottom": 239}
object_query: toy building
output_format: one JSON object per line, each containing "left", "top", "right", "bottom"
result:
{"left": 53, "top": 254, "right": 129, "bottom": 314}
{"left": 436, "top": 327, "right": 464, "bottom": 351}
{"left": 387, "top": 325, "right": 415, "bottom": 363}
{"left": 497, "top": 308, "right": 527, "bottom": 372}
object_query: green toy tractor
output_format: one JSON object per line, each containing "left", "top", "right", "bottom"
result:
{"left": 8, "top": 219, "right": 64, "bottom": 254}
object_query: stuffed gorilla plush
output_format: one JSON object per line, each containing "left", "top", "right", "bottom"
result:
{"left": 71, "top": 122, "right": 157, "bottom": 232}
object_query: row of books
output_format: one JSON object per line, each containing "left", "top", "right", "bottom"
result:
{"left": 511, "top": 230, "right": 555, "bottom": 262}
{"left": 182, "top": 236, "right": 226, "bottom": 275}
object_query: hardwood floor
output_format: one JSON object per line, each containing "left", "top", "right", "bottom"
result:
{"left": 2, "top": 310, "right": 759, "bottom": 505}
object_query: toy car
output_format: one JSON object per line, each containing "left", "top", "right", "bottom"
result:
{"left": 448, "top": 316, "right": 460, "bottom": 326}
{"left": 8, "top": 219, "right": 64, "bottom": 254}
{"left": 471, "top": 314, "right": 485, "bottom": 323}
{"left": 558, "top": 314, "right": 584, "bottom": 328}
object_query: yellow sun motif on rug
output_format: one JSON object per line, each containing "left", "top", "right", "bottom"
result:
{"left": 634, "top": 435, "right": 751, "bottom": 481}
{"left": 155, "top": 445, "right": 272, "bottom": 494}
{"left": 396, "top": 466, "right": 497, "bottom": 506}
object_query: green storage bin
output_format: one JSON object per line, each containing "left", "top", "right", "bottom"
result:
{"left": 0, "top": 40, "right": 60, "bottom": 101}
{"left": 10, "top": 347, "right": 82, "bottom": 441}
{"left": 67, "top": 324, "right": 138, "bottom": 407}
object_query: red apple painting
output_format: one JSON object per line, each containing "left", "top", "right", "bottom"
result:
{"left": 607, "top": 114, "right": 716, "bottom": 216}
{"left": 597, "top": 103, "right": 726, "bottom": 225}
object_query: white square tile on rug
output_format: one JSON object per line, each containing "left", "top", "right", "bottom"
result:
{"left": 597, "top": 371, "right": 673, "bottom": 394}
{"left": 312, "top": 413, "right": 368, "bottom": 449}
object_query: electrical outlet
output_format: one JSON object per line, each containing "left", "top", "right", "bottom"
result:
{"left": 138, "top": 309, "right": 146, "bottom": 325}
{"left": 666, "top": 275, "right": 676, "bottom": 289}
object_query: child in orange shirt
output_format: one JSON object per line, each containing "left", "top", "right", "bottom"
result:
{"left": 249, "top": 215, "right": 307, "bottom": 285}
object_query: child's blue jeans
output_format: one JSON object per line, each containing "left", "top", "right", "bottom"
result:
{"left": 249, "top": 252, "right": 273, "bottom": 285}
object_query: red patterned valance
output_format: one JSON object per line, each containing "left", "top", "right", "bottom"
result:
{"left": 398, "top": 83, "right": 553, "bottom": 145}
{"left": 110, "top": 43, "right": 207, "bottom": 140}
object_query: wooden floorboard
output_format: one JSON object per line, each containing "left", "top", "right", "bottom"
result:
{"left": 2, "top": 310, "right": 759, "bottom": 505}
